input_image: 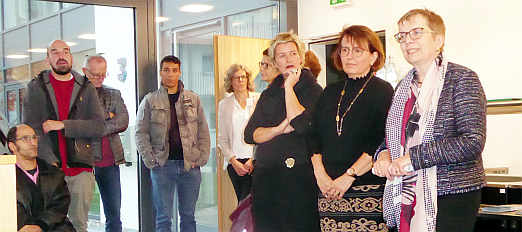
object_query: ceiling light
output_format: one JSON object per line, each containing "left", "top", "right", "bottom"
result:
{"left": 66, "top": 41, "right": 77, "bottom": 46}
{"left": 157, "top": 16, "right": 169, "bottom": 23}
{"left": 179, "top": 4, "right": 214, "bottom": 13}
{"left": 6, "top": 54, "right": 29, "bottom": 59}
{"left": 78, "top": 33, "right": 96, "bottom": 40}
{"left": 27, "top": 48, "right": 47, "bottom": 53}
{"left": 231, "top": 22, "right": 243, "bottom": 27}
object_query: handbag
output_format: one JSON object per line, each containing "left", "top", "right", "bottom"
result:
{"left": 229, "top": 193, "right": 254, "bottom": 232}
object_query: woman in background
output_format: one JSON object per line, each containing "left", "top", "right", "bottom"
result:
{"left": 244, "top": 31, "right": 322, "bottom": 232}
{"left": 218, "top": 64, "right": 259, "bottom": 202}
{"left": 309, "top": 25, "right": 393, "bottom": 231}
{"left": 304, "top": 50, "right": 322, "bottom": 79}
{"left": 372, "top": 9, "right": 486, "bottom": 232}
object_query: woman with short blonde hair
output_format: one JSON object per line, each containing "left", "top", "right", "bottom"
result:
{"left": 244, "top": 31, "right": 322, "bottom": 231}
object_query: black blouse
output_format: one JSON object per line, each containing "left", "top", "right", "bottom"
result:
{"left": 244, "top": 69, "right": 323, "bottom": 169}
{"left": 309, "top": 73, "right": 394, "bottom": 182}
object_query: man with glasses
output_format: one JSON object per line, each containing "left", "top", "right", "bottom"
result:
{"left": 9, "top": 124, "right": 75, "bottom": 232}
{"left": 136, "top": 55, "right": 210, "bottom": 232}
{"left": 83, "top": 55, "right": 129, "bottom": 232}
{"left": 22, "top": 39, "right": 105, "bottom": 232}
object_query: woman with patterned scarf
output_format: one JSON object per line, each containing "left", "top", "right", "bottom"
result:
{"left": 372, "top": 9, "right": 487, "bottom": 232}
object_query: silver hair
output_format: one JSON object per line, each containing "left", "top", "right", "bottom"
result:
{"left": 83, "top": 54, "right": 107, "bottom": 69}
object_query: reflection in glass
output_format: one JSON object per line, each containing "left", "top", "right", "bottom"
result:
{"left": 5, "top": 27, "right": 29, "bottom": 68}
{"left": 30, "top": 0, "right": 59, "bottom": 20}
{"left": 227, "top": 6, "right": 279, "bottom": 39}
{"left": 6, "top": 65, "right": 30, "bottom": 83}
{"left": 3, "top": 0, "right": 28, "bottom": 29}
{"left": 6, "top": 90, "right": 18, "bottom": 125}
{"left": 30, "top": 16, "right": 60, "bottom": 62}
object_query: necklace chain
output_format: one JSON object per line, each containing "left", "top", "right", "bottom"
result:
{"left": 336, "top": 75, "right": 373, "bottom": 136}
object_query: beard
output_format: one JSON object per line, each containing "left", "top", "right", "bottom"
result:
{"left": 51, "top": 63, "right": 72, "bottom": 75}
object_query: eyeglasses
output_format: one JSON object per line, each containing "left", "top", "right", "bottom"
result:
{"left": 16, "top": 135, "right": 39, "bottom": 143}
{"left": 85, "top": 70, "right": 107, "bottom": 79}
{"left": 232, "top": 75, "right": 247, "bottom": 81}
{"left": 338, "top": 47, "right": 368, "bottom": 58}
{"left": 394, "top": 27, "right": 434, "bottom": 43}
{"left": 259, "top": 62, "right": 272, "bottom": 69}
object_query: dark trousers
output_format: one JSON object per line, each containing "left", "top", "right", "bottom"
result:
{"left": 227, "top": 158, "right": 252, "bottom": 202}
{"left": 94, "top": 165, "right": 123, "bottom": 232}
{"left": 436, "top": 190, "right": 481, "bottom": 232}
{"left": 388, "top": 190, "right": 481, "bottom": 232}
{"left": 252, "top": 164, "right": 319, "bottom": 232}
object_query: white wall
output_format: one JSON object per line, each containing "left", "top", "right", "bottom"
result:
{"left": 298, "top": 0, "right": 522, "bottom": 175}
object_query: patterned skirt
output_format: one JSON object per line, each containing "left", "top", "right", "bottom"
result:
{"left": 318, "top": 184, "right": 388, "bottom": 232}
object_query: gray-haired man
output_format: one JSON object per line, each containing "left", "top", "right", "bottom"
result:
{"left": 83, "top": 55, "right": 129, "bottom": 232}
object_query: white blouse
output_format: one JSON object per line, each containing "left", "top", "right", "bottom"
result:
{"left": 217, "top": 92, "right": 259, "bottom": 170}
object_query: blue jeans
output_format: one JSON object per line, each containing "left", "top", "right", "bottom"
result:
{"left": 94, "top": 165, "right": 122, "bottom": 232}
{"left": 150, "top": 160, "right": 201, "bottom": 232}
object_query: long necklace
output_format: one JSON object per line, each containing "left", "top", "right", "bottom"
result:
{"left": 336, "top": 75, "right": 373, "bottom": 136}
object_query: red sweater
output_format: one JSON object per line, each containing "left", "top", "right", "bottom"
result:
{"left": 49, "top": 73, "right": 92, "bottom": 176}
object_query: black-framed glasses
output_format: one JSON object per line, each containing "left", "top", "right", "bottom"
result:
{"left": 338, "top": 47, "right": 368, "bottom": 58}
{"left": 394, "top": 27, "right": 434, "bottom": 43}
{"left": 16, "top": 135, "right": 39, "bottom": 143}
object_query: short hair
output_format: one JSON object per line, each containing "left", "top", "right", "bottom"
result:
{"left": 224, "top": 64, "right": 254, "bottom": 93}
{"left": 304, "top": 50, "right": 321, "bottom": 78}
{"left": 160, "top": 55, "right": 181, "bottom": 70}
{"left": 331, "top": 25, "right": 385, "bottom": 72}
{"left": 7, "top": 126, "right": 18, "bottom": 153}
{"left": 398, "top": 8, "right": 446, "bottom": 52}
{"left": 83, "top": 54, "right": 107, "bottom": 69}
{"left": 268, "top": 31, "right": 305, "bottom": 66}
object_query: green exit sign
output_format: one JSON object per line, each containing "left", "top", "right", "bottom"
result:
{"left": 330, "top": 0, "right": 347, "bottom": 5}
{"left": 330, "top": 0, "right": 351, "bottom": 6}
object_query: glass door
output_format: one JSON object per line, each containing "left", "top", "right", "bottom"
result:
{"left": 1, "top": 1, "right": 141, "bottom": 231}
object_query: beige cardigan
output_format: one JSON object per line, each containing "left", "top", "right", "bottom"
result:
{"left": 217, "top": 92, "right": 260, "bottom": 170}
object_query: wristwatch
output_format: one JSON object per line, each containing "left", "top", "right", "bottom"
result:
{"left": 346, "top": 167, "right": 357, "bottom": 177}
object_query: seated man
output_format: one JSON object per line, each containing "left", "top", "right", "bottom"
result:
{"left": 7, "top": 124, "right": 75, "bottom": 232}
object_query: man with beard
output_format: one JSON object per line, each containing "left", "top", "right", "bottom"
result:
{"left": 23, "top": 39, "right": 105, "bottom": 232}
{"left": 136, "top": 55, "right": 210, "bottom": 232}
{"left": 9, "top": 124, "right": 75, "bottom": 232}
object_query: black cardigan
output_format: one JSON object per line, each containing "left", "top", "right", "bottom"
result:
{"left": 244, "top": 69, "right": 323, "bottom": 169}
{"left": 309, "top": 73, "right": 393, "bottom": 182}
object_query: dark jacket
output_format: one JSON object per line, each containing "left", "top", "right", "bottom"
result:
{"left": 16, "top": 158, "right": 75, "bottom": 232}
{"left": 95, "top": 85, "right": 129, "bottom": 164}
{"left": 23, "top": 70, "right": 105, "bottom": 168}
{"left": 244, "top": 68, "right": 323, "bottom": 168}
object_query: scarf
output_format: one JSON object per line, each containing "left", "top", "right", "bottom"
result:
{"left": 383, "top": 54, "right": 448, "bottom": 231}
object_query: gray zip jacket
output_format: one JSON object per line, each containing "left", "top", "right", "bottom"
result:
{"left": 135, "top": 81, "right": 210, "bottom": 170}
{"left": 23, "top": 70, "right": 105, "bottom": 168}
{"left": 94, "top": 85, "right": 129, "bottom": 165}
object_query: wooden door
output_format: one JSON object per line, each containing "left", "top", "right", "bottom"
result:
{"left": 213, "top": 35, "right": 271, "bottom": 232}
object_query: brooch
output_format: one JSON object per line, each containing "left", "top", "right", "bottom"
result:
{"left": 285, "top": 157, "right": 295, "bottom": 168}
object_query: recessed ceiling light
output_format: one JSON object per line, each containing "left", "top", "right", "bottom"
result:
{"left": 78, "top": 33, "right": 96, "bottom": 40}
{"left": 179, "top": 4, "right": 214, "bottom": 13}
{"left": 27, "top": 48, "right": 47, "bottom": 53}
{"left": 6, "top": 54, "right": 29, "bottom": 59}
{"left": 157, "top": 16, "right": 169, "bottom": 23}
{"left": 66, "top": 41, "right": 77, "bottom": 46}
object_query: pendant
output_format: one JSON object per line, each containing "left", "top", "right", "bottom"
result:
{"left": 336, "top": 115, "right": 340, "bottom": 122}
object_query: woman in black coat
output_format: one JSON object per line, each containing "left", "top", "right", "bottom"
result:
{"left": 244, "top": 31, "right": 323, "bottom": 232}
